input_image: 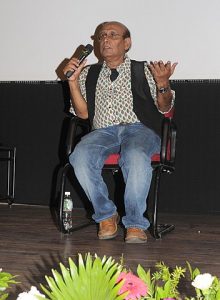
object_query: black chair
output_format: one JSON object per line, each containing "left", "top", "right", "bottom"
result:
{"left": 0, "top": 145, "right": 16, "bottom": 205}
{"left": 59, "top": 111, "right": 177, "bottom": 239}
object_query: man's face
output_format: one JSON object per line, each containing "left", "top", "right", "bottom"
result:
{"left": 98, "top": 23, "right": 131, "bottom": 61}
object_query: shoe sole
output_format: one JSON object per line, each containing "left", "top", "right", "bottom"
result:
{"left": 98, "top": 232, "right": 118, "bottom": 240}
{"left": 125, "top": 237, "right": 147, "bottom": 244}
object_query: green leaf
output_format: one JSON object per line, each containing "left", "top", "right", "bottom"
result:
{"left": 59, "top": 263, "right": 74, "bottom": 294}
{"left": 163, "top": 280, "right": 171, "bottom": 296}
{"left": 137, "top": 265, "right": 154, "bottom": 297}
{"left": 68, "top": 257, "right": 79, "bottom": 280}
{"left": 155, "top": 286, "right": 166, "bottom": 300}
{"left": 40, "top": 283, "right": 57, "bottom": 300}
{"left": 0, "top": 293, "right": 9, "bottom": 300}
{"left": 192, "top": 267, "right": 200, "bottom": 279}
{"left": 216, "top": 288, "right": 220, "bottom": 300}
{"left": 44, "top": 275, "right": 65, "bottom": 300}
{"left": 51, "top": 269, "right": 73, "bottom": 299}
{"left": 186, "top": 261, "right": 193, "bottom": 280}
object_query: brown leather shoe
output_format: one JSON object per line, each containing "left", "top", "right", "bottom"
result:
{"left": 125, "top": 227, "right": 147, "bottom": 243}
{"left": 98, "top": 213, "right": 120, "bottom": 240}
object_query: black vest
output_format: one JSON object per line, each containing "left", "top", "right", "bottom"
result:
{"left": 85, "top": 60, "right": 164, "bottom": 136}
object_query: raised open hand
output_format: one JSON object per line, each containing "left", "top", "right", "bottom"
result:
{"left": 148, "top": 60, "right": 178, "bottom": 86}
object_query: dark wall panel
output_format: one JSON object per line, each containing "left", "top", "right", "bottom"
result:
{"left": 1, "top": 80, "right": 220, "bottom": 213}
{"left": 160, "top": 80, "right": 220, "bottom": 213}
{"left": 0, "top": 82, "right": 68, "bottom": 205}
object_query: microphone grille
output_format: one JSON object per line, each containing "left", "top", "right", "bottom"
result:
{"left": 85, "top": 44, "right": 94, "bottom": 54}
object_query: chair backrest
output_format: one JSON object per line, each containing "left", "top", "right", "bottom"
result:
{"left": 66, "top": 117, "right": 90, "bottom": 157}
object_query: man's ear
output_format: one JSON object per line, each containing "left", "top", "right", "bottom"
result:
{"left": 124, "top": 37, "right": 131, "bottom": 52}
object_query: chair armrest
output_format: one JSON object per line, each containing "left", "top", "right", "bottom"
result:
{"left": 66, "top": 116, "right": 91, "bottom": 156}
{"left": 160, "top": 116, "right": 177, "bottom": 165}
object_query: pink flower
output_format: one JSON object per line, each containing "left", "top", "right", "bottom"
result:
{"left": 117, "top": 272, "right": 148, "bottom": 300}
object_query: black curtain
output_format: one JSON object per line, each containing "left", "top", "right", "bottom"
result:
{"left": 1, "top": 80, "right": 220, "bottom": 213}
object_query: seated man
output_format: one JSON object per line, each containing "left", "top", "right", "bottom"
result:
{"left": 63, "top": 21, "right": 177, "bottom": 243}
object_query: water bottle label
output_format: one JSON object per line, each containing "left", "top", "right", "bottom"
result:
{"left": 64, "top": 199, "right": 73, "bottom": 211}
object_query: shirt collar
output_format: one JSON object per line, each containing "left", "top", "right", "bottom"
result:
{"left": 102, "top": 55, "right": 130, "bottom": 75}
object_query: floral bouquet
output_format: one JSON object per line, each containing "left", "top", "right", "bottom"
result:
{"left": 186, "top": 262, "right": 220, "bottom": 300}
{"left": 15, "top": 254, "right": 220, "bottom": 300}
{"left": 2, "top": 253, "right": 220, "bottom": 300}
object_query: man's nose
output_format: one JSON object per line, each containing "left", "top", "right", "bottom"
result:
{"left": 104, "top": 34, "right": 109, "bottom": 41}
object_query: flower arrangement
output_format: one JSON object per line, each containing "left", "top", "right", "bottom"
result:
{"left": 2, "top": 253, "right": 220, "bottom": 300}
{"left": 137, "top": 261, "right": 186, "bottom": 300}
{"left": 186, "top": 262, "right": 220, "bottom": 300}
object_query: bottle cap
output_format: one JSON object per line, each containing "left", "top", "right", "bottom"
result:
{"left": 65, "top": 191, "right": 70, "bottom": 196}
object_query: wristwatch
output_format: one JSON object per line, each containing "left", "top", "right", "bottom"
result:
{"left": 158, "top": 86, "right": 170, "bottom": 94}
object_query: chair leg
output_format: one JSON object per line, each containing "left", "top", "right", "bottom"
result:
{"left": 12, "top": 147, "right": 16, "bottom": 202}
{"left": 59, "top": 163, "right": 71, "bottom": 233}
{"left": 7, "top": 147, "right": 16, "bottom": 206}
{"left": 151, "top": 166, "right": 175, "bottom": 239}
{"left": 0, "top": 146, "right": 16, "bottom": 206}
{"left": 59, "top": 163, "right": 94, "bottom": 234}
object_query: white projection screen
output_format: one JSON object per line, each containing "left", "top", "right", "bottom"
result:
{"left": 0, "top": 0, "right": 220, "bottom": 81}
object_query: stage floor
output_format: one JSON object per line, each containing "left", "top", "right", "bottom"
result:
{"left": 0, "top": 203, "right": 220, "bottom": 299}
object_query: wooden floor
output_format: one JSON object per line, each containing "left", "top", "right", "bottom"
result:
{"left": 0, "top": 203, "right": 220, "bottom": 299}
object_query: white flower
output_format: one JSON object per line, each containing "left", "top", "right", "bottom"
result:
{"left": 192, "top": 273, "right": 215, "bottom": 290}
{"left": 16, "top": 286, "right": 45, "bottom": 300}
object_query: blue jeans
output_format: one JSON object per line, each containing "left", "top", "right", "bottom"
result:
{"left": 69, "top": 122, "right": 160, "bottom": 230}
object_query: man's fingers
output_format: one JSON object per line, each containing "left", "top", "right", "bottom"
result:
{"left": 171, "top": 62, "right": 178, "bottom": 75}
{"left": 63, "top": 58, "right": 87, "bottom": 79}
{"left": 148, "top": 60, "right": 178, "bottom": 81}
{"left": 158, "top": 60, "right": 165, "bottom": 71}
{"left": 149, "top": 60, "right": 167, "bottom": 72}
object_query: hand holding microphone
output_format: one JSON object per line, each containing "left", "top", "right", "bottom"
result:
{"left": 64, "top": 44, "right": 94, "bottom": 80}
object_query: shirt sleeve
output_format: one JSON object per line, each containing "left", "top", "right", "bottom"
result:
{"left": 144, "top": 62, "right": 175, "bottom": 114}
{"left": 69, "top": 66, "right": 90, "bottom": 114}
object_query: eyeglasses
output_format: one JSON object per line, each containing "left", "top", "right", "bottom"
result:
{"left": 98, "top": 31, "right": 123, "bottom": 41}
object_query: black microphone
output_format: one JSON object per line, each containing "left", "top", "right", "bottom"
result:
{"left": 65, "top": 44, "right": 94, "bottom": 79}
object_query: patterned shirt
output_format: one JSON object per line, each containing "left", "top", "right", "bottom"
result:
{"left": 70, "top": 56, "right": 175, "bottom": 129}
